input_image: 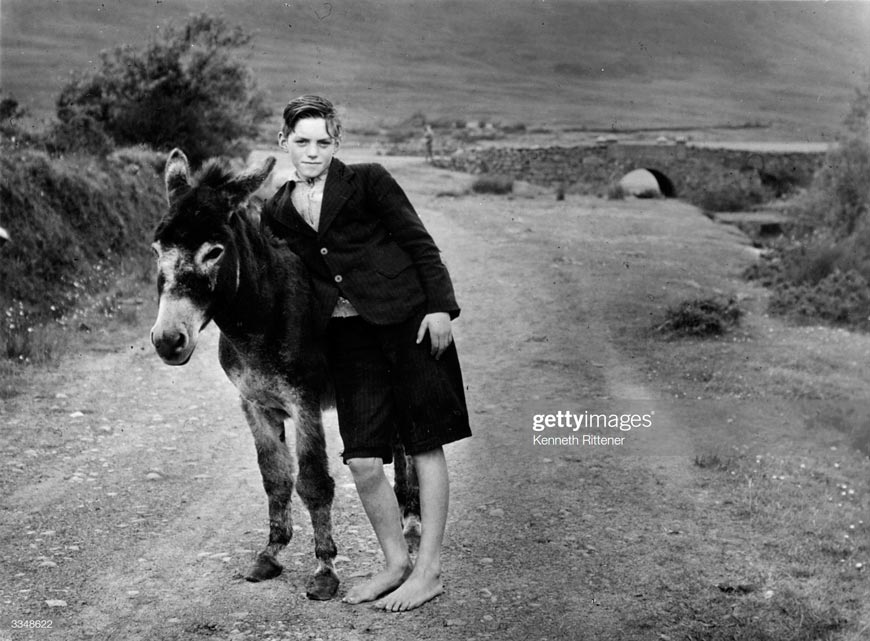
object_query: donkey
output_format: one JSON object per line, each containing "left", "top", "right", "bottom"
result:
{"left": 149, "top": 149, "right": 418, "bottom": 600}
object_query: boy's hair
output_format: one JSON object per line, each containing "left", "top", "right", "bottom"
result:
{"left": 282, "top": 95, "right": 343, "bottom": 140}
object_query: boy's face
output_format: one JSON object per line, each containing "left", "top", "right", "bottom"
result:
{"left": 278, "top": 117, "right": 339, "bottom": 180}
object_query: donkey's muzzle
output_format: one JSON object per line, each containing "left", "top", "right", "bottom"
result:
{"left": 151, "top": 327, "right": 192, "bottom": 365}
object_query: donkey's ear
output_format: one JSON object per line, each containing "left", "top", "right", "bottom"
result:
{"left": 226, "top": 156, "right": 277, "bottom": 206}
{"left": 164, "top": 149, "right": 191, "bottom": 204}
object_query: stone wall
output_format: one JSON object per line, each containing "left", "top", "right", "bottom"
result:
{"left": 435, "top": 142, "right": 826, "bottom": 198}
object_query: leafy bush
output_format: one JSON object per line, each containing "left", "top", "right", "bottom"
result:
{"left": 42, "top": 114, "right": 115, "bottom": 156}
{"left": 657, "top": 295, "right": 742, "bottom": 337}
{"left": 0, "top": 93, "right": 27, "bottom": 137}
{"left": 471, "top": 174, "right": 514, "bottom": 195}
{"left": 607, "top": 183, "right": 626, "bottom": 200}
{"left": 806, "top": 139, "right": 870, "bottom": 237}
{"left": 56, "top": 13, "right": 270, "bottom": 166}
{"left": 691, "top": 175, "right": 768, "bottom": 213}
{"left": 769, "top": 269, "right": 870, "bottom": 329}
{"left": 741, "top": 72, "right": 870, "bottom": 332}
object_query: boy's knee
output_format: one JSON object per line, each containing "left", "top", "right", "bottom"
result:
{"left": 347, "top": 457, "right": 383, "bottom": 488}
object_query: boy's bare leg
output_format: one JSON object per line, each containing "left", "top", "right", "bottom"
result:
{"left": 374, "top": 447, "right": 447, "bottom": 612}
{"left": 342, "top": 457, "right": 412, "bottom": 604}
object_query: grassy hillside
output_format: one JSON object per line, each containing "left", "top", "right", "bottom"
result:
{"left": 0, "top": 148, "right": 166, "bottom": 362}
{"left": 1, "top": 0, "right": 868, "bottom": 141}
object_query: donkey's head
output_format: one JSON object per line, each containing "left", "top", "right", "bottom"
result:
{"left": 150, "top": 149, "right": 275, "bottom": 365}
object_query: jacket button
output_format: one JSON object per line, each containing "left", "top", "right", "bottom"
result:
{"left": 320, "top": 247, "right": 328, "bottom": 255}
{"left": 334, "top": 275, "right": 343, "bottom": 283}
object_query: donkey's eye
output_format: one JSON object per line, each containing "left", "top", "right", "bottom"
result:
{"left": 203, "top": 246, "right": 224, "bottom": 263}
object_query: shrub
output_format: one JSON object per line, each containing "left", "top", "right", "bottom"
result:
{"left": 657, "top": 295, "right": 742, "bottom": 337}
{"left": 810, "top": 139, "right": 870, "bottom": 237}
{"left": 42, "top": 114, "right": 114, "bottom": 156}
{"left": 742, "top": 80, "right": 870, "bottom": 331}
{"left": 769, "top": 269, "right": 870, "bottom": 329}
{"left": 781, "top": 240, "right": 845, "bottom": 287}
{"left": 471, "top": 173, "right": 514, "bottom": 195}
{"left": 607, "top": 183, "right": 626, "bottom": 200}
{"left": 0, "top": 93, "right": 27, "bottom": 135}
{"left": 635, "top": 188, "right": 662, "bottom": 199}
{"left": 56, "top": 13, "right": 270, "bottom": 166}
{"left": 690, "top": 176, "right": 768, "bottom": 213}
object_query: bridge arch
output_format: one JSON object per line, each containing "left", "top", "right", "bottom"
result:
{"left": 619, "top": 167, "right": 678, "bottom": 198}
{"left": 645, "top": 168, "right": 676, "bottom": 198}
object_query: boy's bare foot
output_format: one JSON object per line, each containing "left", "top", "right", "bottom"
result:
{"left": 341, "top": 564, "right": 412, "bottom": 605}
{"left": 372, "top": 569, "right": 443, "bottom": 612}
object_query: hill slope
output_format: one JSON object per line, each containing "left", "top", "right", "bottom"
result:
{"left": 1, "top": 0, "right": 868, "bottom": 140}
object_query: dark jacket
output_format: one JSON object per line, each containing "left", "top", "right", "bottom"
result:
{"left": 260, "top": 158, "right": 460, "bottom": 331}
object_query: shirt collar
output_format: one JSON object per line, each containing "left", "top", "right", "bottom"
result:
{"left": 288, "top": 166, "right": 329, "bottom": 186}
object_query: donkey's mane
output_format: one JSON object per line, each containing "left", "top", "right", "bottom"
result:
{"left": 195, "top": 158, "right": 236, "bottom": 191}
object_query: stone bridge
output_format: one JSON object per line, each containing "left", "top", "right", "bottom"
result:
{"left": 436, "top": 141, "right": 829, "bottom": 200}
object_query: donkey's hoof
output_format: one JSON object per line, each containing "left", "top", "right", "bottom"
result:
{"left": 403, "top": 514, "right": 422, "bottom": 552}
{"left": 245, "top": 554, "right": 283, "bottom": 582}
{"left": 305, "top": 568, "right": 339, "bottom": 600}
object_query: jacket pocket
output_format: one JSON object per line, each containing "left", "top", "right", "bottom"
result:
{"left": 373, "top": 245, "right": 414, "bottom": 278}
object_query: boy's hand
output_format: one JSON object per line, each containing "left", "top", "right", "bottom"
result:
{"left": 416, "top": 312, "right": 453, "bottom": 359}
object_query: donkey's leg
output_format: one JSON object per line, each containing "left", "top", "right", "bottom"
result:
{"left": 241, "top": 399, "right": 294, "bottom": 582}
{"left": 293, "top": 398, "right": 339, "bottom": 600}
{"left": 392, "top": 443, "right": 421, "bottom": 548}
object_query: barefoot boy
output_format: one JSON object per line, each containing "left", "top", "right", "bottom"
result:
{"left": 260, "top": 95, "right": 471, "bottom": 611}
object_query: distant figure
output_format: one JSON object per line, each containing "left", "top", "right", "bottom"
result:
{"left": 423, "top": 125, "right": 434, "bottom": 163}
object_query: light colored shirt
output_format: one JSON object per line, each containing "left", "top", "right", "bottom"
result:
{"left": 288, "top": 168, "right": 326, "bottom": 231}
{"left": 288, "top": 167, "right": 359, "bottom": 318}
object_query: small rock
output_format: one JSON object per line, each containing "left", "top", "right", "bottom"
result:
{"left": 479, "top": 557, "right": 494, "bottom": 565}
{"left": 45, "top": 599, "right": 67, "bottom": 608}
{"left": 444, "top": 619, "right": 465, "bottom": 627}
{"left": 145, "top": 472, "right": 163, "bottom": 481}
{"left": 69, "top": 411, "right": 85, "bottom": 418}
{"left": 488, "top": 508, "right": 504, "bottom": 518}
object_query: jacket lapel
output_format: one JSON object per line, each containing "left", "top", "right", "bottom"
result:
{"left": 317, "top": 158, "right": 354, "bottom": 238}
{"left": 269, "top": 182, "right": 317, "bottom": 237}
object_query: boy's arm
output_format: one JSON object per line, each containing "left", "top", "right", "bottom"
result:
{"left": 368, "top": 165, "right": 460, "bottom": 319}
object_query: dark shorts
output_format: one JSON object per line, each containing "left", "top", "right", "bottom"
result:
{"left": 325, "top": 311, "right": 472, "bottom": 463}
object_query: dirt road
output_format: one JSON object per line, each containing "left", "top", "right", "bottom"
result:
{"left": 2, "top": 150, "right": 868, "bottom": 640}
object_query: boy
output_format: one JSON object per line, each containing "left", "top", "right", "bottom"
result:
{"left": 260, "top": 95, "right": 471, "bottom": 611}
